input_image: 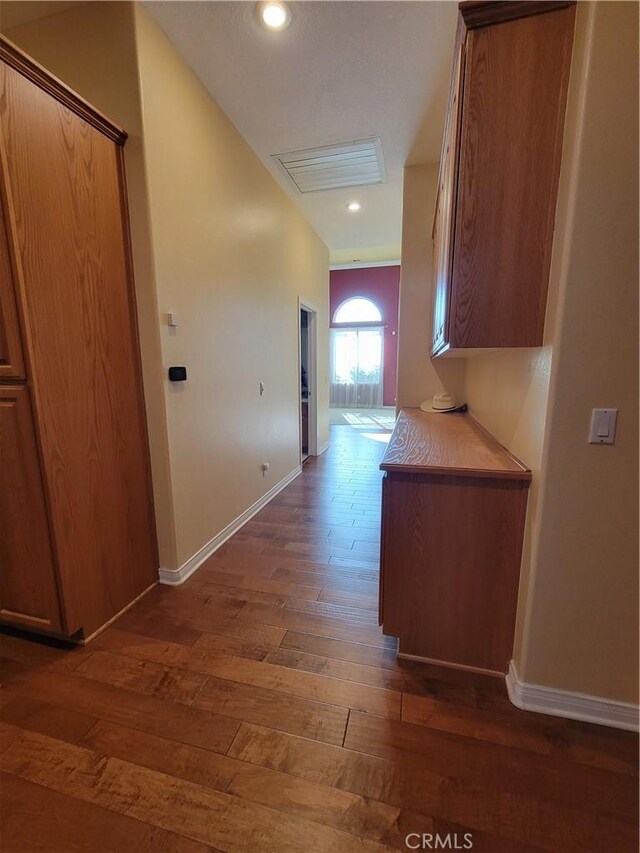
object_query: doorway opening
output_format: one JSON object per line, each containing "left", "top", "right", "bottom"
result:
{"left": 299, "top": 302, "right": 318, "bottom": 464}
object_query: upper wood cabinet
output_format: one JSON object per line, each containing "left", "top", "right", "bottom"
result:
{"left": 431, "top": 1, "right": 576, "bottom": 357}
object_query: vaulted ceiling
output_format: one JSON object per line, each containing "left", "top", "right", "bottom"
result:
{"left": 145, "top": 1, "right": 457, "bottom": 263}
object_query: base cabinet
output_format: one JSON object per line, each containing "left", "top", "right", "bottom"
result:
{"left": 379, "top": 409, "right": 531, "bottom": 675}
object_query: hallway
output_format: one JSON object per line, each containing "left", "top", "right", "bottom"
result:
{"left": 0, "top": 426, "right": 637, "bottom": 852}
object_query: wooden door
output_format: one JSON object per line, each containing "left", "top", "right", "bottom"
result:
{"left": 0, "top": 193, "right": 24, "bottom": 378}
{"left": 0, "top": 385, "right": 61, "bottom": 631}
{"left": 0, "top": 59, "right": 158, "bottom": 636}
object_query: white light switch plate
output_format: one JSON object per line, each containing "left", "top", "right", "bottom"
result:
{"left": 589, "top": 409, "right": 618, "bottom": 444}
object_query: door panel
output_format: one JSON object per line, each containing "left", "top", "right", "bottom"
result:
{"left": 0, "top": 192, "right": 24, "bottom": 378}
{"left": 0, "top": 385, "right": 61, "bottom": 631}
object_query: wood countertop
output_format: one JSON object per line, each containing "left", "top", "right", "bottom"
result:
{"left": 380, "top": 408, "right": 531, "bottom": 481}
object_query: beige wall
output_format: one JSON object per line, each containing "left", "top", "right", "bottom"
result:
{"left": 4, "top": 1, "right": 329, "bottom": 571}
{"left": 134, "top": 7, "right": 328, "bottom": 566}
{"left": 515, "top": 0, "right": 638, "bottom": 702}
{"left": 396, "top": 164, "right": 465, "bottom": 409}
{"left": 464, "top": 348, "right": 553, "bottom": 663}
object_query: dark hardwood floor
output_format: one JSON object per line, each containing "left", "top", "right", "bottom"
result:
{"left": 1, "top": 423, "right": 638, "bottom": 852}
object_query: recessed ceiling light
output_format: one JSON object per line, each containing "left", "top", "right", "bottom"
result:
{"left": 258, "top": 2, "right": 291, "bottom": 30}
{"left": 347, "top": 201, "right": 362, "bottom": 212}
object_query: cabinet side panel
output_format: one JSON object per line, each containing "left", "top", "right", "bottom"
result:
{"left": 383, "top": 473, "right": 527, "bottom": 672}
{"left": 432, "top": 20, "right": 467, "bottom": 357}
{"left": 0, "top": 385, "right": 61, "bottom": 631}
{"left": 0, "top": 64, "right": 158, "bottom": 635}
{"left": 450, "top": 7, "right": 575, "bottom": 348}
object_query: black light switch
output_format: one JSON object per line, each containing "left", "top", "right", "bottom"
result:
{"left": 168, "top": 366, "right": 187, "bottom": 382}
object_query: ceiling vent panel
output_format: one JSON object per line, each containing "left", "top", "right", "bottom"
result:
{"left": 272, "top": 138, "right": 386, "bottom": 193}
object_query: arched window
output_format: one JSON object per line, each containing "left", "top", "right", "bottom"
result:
{"left": 330, "top": 297, "right": 384, "bottom": 408}
{"left": 333, "top": 297, "right": 381, "bottom": 324}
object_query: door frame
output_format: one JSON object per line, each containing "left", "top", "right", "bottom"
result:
{"left": 298, "top": 299, "right": 318, "bottom": 461}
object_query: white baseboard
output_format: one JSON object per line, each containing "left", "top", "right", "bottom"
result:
{"left": 317, "top": 440, "right": 330, "bottom": 455}
{"left": 506, "top": 660, "right": 639, "bottom": 732}
{"left": 158, "top": 465, "right": 302, "bottom": 586}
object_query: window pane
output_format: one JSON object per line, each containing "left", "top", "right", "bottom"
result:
{"left": 331, "top": 328, "right": 382, "bottom": 385}
{"left": 333, "top": 330, "right": 357, "bottom": 383}
{"left": 356, "top": 330, "right": 382, "bottom": 382}
{"left": 334, "top": 297, "right": 382, "bottom": 324}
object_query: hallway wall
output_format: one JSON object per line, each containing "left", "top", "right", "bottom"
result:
{"left": 134, "top": 7, "right": 329, "bottom": 567}
{"left": 512, "top": 0, "right": 638, "bottom": 704}
{"left": 3, "top": 1, "right": 330, "bottom": 573}
{"left": 329, "top": 266, "right": 400, "bottom": 407}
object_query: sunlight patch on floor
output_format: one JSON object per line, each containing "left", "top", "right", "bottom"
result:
{"left": 330, "top": 408, "right": 396, "bottom": 431}
{"left": 361, "top": 432, "right": 392, "bottom": 443}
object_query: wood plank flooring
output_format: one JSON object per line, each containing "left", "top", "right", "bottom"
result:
{"left": 1, "top": 424, "right": 638, "bottom": 852}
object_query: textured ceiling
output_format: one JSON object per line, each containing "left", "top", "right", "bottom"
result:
{"left": 145, "top": 1, "right": 457, "bottom": 260}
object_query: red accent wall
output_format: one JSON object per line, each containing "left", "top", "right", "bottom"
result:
{"left": 330, "top": 265, "right": 400, "bottom": 407}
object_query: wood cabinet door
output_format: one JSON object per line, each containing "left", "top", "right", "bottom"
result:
{"left": 0, "top": 192, "right": 24, "bottom": 378}
{"left": 0, "top": 385, "right": 62, "bottom": 632}
{"left": 449, "top": 7, "right": 575, "bottom": 348}
{"left": 0, "top": 61, "right": 158, "bottom": 636}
